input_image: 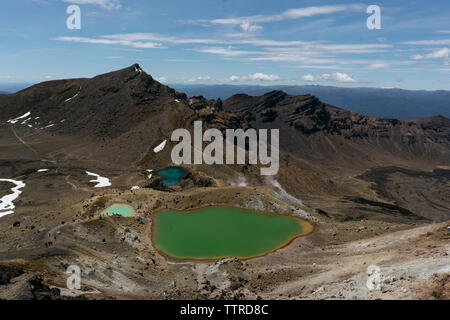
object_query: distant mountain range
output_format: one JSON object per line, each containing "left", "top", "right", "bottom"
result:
{"left": 171, "top": 84, "right": 450, "bottom": 120}
{"left": 2, "top": 82, "right": 449, "bottom": 120}
{"left": 0, "top": 83, "right": 32, "bottom": 94}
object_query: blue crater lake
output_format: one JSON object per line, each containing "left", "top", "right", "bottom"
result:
{"left": 156, "top": 167, "right": 189, "bottom": 186}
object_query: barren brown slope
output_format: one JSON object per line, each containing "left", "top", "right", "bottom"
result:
{"left": 0, "top": 65, "right": 449, "bottom": 300}
{"left": 0, "top": 65, "right": 194, "bottom": 167}
{"left": 224, "top": 90, "right": 450, "bottom": 167}
{"left": 1, "top": 65, "right": 188, "bottom": 138}
{"left": 223, "top": 90, "right": 450, "bottom": 221}
{"left": 1, "top": 65, "right": 449, "bottom": 221}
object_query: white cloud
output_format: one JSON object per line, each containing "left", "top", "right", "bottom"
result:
{"left": 313, "top": 44, "right": 391, "bottom": 54}
{"left": 301, "top": 74, "right": 319, "bottom": 82}
{"left": 223, "top": 33, "right": 255, "bottom": 38}
{"left": 186, "top": 76, "right": 212, "bottom": 83}
{"left": 54, "top": 33, "right": 391, "bottom": 59}
{"left": 194, "top": 46, "right": 257, "bottom": 56}
{"left": 242, "top": 44, "right": 391, "bottom": 64}
{"left": 205, "top": 4, "right": 363, "bottom": 26}
{"left": 228, "top": 73, "right": 281, "bottom": 82}
{"left": 155, "top": 77, "right": 167, "bottom": 83}
{"left": 322, "top": 72, "right": 356, "bottom": 82}
{"left": 411, "top": 48, "right": 449, "bottom": 65}
{"left": 437, "top": 30, "right": 450, "bottom": 34}
{"left": 62, "top": 0, "right": 121, "bottom": 10}
{"left": 52, "top": 32, "right": 395, "bottom": 73}
{"left": 193, "top": 43, "right": 391, "bottom": 67}
{"left": 102, "top": 33, "right": 308, "bottom": 47}
{"left": 54, "top": 33, "right": 394, "bottom": 73}
{"left": 103, "top": 33, "right": 222, "bottom": 45}
{"left": 53, "top": 36, "right": 164, "bottom": 49}
{"left": 367, "top": 63, "right": 390, "bottom": 69}
{"left": 104, "top": 34, "right": 391, "bottom": 53}
{"left": 248, "top": 73, "right": 280, "bottom": 81}
{"left": 402, "top": 39, "right": 450, "bottom": 45}
{"left": 301, "top": 72, "right": 356, "bottom": 83}
{"left": 239, "top": 22, "right": 263, "bottom": 33}
{"left": 296, "top": 65, "right": 342, "bottom": 70}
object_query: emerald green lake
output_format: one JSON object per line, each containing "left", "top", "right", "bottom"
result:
{"left": 101, "top": 204, "right": 135, "bottom": 217}
{"left": 155, "top": 167, "right": 188, "bottom": 186}
{"left": 152, "top": 206, "right": 314, "bottom": 260}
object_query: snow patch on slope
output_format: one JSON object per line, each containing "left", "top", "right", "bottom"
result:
{"left": 86, "top": 171, "right": 111, "bottom": 188}
{"left": 0, "top": 179, "right": 26, "bottom": 218}
{"left": 65, "top": 87, "right": 81, "bottom": 102}
{"left": 153, "top": 140, "right": 167, "bottom": 153}
{"left": 7, "top": 112, "right": 31, "bottom": 124}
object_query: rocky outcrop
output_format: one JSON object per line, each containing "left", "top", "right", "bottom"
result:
{"left": 223, "top": 90, "right": 450, "bottom": 165}
{"left": 0, "top": 264, "right": 86, "bottom": 300}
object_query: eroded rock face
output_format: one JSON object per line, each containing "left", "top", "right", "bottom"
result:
{"left": 0, "top": 264, "right": 84, "bottom": 300}
{"left": 187, "top": 96, "right": 247, "bottom": 133}
{"left": 225, "top": 90, "right": 449, "bottom": 141}
{"left": 0, "top": 264, "right": 24, "bottom": 285}
{"left": 223, "top": 90, "right": 450, "bottom": 164}
{"left": 261, "top": 109, "right": 278, "bottom": 123}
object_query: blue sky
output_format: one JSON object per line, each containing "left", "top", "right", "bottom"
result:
{"left": 0, "top": 0, "right": 449, "bottom": 89}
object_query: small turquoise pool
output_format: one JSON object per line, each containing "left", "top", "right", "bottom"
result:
{"left": 155, "top": 167, "right": 189, "bottom": 186}
{"left": 101, "top": 204, "right": 135, "bottom": 217}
